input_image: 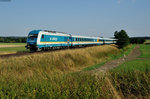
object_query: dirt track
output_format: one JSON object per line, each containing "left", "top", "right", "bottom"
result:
{"left": 92, "top": 45, "right": 141, "bottom": 72}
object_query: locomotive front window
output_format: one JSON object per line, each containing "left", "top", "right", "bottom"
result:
{"left": 28, "top": 34, "right": 38, "bottom": 38}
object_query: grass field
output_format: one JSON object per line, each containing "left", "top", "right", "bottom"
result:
{"left": 139, "top": 44, "right": 150, "bottom": 58}
{"left": 111, "top": 59, "right": 150, "bottom": 72}
{"left": 0, "top": 43, "right": 27, "bottom": 54}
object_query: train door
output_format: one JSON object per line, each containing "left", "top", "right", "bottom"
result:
{"left": 41, "top": 34, "right": 46, "bottom": 46}
{"left": 69, "top": 34, "right": 72, "bottom": 47}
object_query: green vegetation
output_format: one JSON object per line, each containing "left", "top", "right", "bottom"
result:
{"left": 0, "top": 44, "right": 149, "bottom": 98}
{"left": 82, "top": 62, "right": 105, "bottom": 71}
{"left": 109, "top": 59, "right": 150, "bottom": 98}
{"left": 130, "top": 37, "right": 145, "bottom": 44}
{"left": 139, "top": 44, "right": 150, "bottom": 58}
{"left": 109, "top": 44, "right": 150, "bottom": 98}
{"left": 111, "top": 59, "right": 150, "bottom": 72}
{"left": 0, "top": 43, "right": 27, "bottom": 54}
{"left": 114, "top": 30, "right": 130, "bottom": 48}
{"left": 111, "top": 44, "right": 135, "bottom": 59}
{"left": 109, "top": 69, "right": 150, "bottom": 98}
{"left": 0, "top": 72, "right": 114, "bottom": 98}
{"left": 0, "top": 46, "right": 27, "bottom": 53}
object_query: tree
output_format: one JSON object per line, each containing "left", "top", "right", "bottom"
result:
{"left": 114, "top": 30, "right": 130, "bottom": 48}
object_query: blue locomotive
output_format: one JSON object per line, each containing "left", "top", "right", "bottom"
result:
{"left": 26, "top": 30, "right": 116, "bottom": 52}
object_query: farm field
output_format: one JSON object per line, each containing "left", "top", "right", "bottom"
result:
{"left": 0, "top": 43, "right": 27, "bottom": 55}
{"left": 0, "top": 44, "right": 149, "bottom": 98}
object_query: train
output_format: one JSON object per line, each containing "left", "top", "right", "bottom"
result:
{"left": 25, "top": 30, "right": 117, "bottom": 52}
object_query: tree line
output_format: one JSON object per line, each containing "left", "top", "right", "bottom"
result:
{"left": 0, "top": 37, "right": 27, "bottom": 43}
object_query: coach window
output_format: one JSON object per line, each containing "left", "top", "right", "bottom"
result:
{"left": 42, "top": 35, "right": 44, "bottom": 39}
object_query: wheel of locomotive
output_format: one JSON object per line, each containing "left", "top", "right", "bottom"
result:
{"left": 30, "top": 47, "right": 37, "bottom": 53}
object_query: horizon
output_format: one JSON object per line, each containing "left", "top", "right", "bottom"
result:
{"left": 0, "top": 0, "right": 150, "bottom": 37}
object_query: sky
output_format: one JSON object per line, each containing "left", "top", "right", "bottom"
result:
{"left": 0, "top": 0, "right": 150, "bottom": 37}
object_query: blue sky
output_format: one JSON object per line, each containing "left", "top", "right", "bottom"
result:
{"left": 0, "top": 0, "right": 150, "bottom": 37}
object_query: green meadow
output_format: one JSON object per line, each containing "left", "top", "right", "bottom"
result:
{"left": 139, "top": 44, "right": 150, "bottom": 58}
{"left": 0, "top": 43, "right": 27, "bottom": 54}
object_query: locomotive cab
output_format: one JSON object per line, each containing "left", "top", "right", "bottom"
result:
{"left": 27, "top": 34, "right": 38, "bottom": 45}
{"left": 25, "top": 30, "right": 40, "bottom": 52}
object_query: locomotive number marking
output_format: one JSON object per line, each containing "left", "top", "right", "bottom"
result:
{"left": 50, "top": 37, "right": 58, "bottom": 41}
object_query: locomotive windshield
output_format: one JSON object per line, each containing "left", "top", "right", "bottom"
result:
{"left": 28, "top": 34, "right": 38, "bottom": 38}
